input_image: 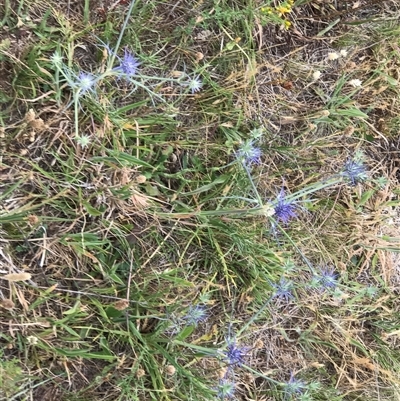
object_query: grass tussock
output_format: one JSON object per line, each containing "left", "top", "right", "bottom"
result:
{"left": 1, "top": 0, "right": 400, "bottom": 400}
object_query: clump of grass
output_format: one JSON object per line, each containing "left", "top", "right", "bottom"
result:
{"left": 1, "top": 0, "right": 400, "bottom": 400}
{"left": 0, "top": 351, "right": 25, "bottom": 399}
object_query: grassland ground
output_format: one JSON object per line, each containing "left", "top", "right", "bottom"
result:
{"left": 1, "top": 0, "right": 400, "bottom": 400}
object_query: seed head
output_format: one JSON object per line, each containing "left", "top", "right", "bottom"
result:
{"left": 0, "top": 299, "right": 15, "bottom": 310}
{"left": 312, "top": 70, "right": 322, "bottom": 81}
{"left": 26, "top": 336, "right": 39, "bottom": 345}
{"left": 165, "top": 365, "right": 176, "bottom": 375}
{"left": 327, "top": 52, "right": 339, "bottom": 61}
{"left": 349, "top": 78, "right": 362, "bottom": 88}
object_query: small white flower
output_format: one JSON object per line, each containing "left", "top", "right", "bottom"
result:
{"left": 187, "top": 76, "right": 203, "bottom": 94}
{"left": 76, "top": 72, "right": 96, "bottom": 93}
{"left": 75, "top": 135, "right": 91, "bottom": 148}
{"left": 312, "top": 70, "right": 322, "bottom": 80}
{"left": 349, "top": 79, "right": 362, "bottom": 88}
{"left": 51, "top": 51, "right": 63, "bottom": 66}
{"left": 339, "top": 49, "right": 348, "bottom": 58}
{"left": 327, "top": 52, "right": 339, "bottom": 61}
{"left": 27, "top": 336, "right": 39, "bottom": 345}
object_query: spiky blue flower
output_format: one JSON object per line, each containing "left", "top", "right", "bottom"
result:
{"left": 314, "top": 266, "right": 338, "bottom": 290}
{"left": 183, "top": 304, "right": 208, "bottom": 326}
{"left": 272, "top": 277, "right": 294, "bottom": 301}
{"left": 273, "top": 189, "right": 297, "bottom": 224}
{"left": 187, "top": 75, "right": 203, "bottom": 94}
{"left": 217, "top": 378, "right": 236, "bottom": 399}
{"left": 341, "top": 158, "right": 367, "bottom": 185}
{"left": 236, "top": 140, "right": 262, "bottom": 165}
{"left": 223, "top": 338, "right": 248, "bottom": 367}
{"left": 284, "top": 373, "right": 307, "bottom": 397}
{"left": 165, "top": 304, "right": 207, "bottom": 335}
{"left": 75, "top": 72, "right": 96, "bottom": 93}
{"left": 116, "top": 49, "right": 140, "bottom": 76}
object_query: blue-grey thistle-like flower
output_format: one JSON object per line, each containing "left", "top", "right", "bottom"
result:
{"left": 75, "top": 72, "right": 96, "bottom": 93}
{"left": 272, "top": 277, "right": 294, "bottom": 301}
{"left": 116, "top": 49, "right": 140, "bottom": 76}
{"left": 217, "top": 378, "right": 236, "bottom": 399}
{"left": 273, "top": 189, "right": 297, "bottom": 224}
{"left": 314, "top": 266, "right": 338, "bottom": 290}
{"left": 236, "top": 140, "right": 262, "bottom": 165}
{"left": 187, "top": 75, "right": 203, "bottom": 93}
{"left": 50, "top": 50, "right": 63, "bottom": 66}
{"left": 284, "top": 373, "right": 307, "bottom": 398}
{"left": 341, "top": 158, "right": 367, "bottom": 185}
{"left": 223, "top": 338, "right": 248, "bottom": 367}
{"left": 75, "top": 134, "right": 91, "bottom": 148}
{"left": 166, "top": 304, "right": 207, "bottom": 335}
{"left": 182, "top": 304, "right": 207, "bottom": 326}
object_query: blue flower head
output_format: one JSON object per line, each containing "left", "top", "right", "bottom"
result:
{"left": 314, "top": 266, "right": 338, "bottom": 291}
{"left": 341, "top": 156, "right": 368, "bottom": 185}
{"left": 236, "top": 140, "right": 262, "bottom": 165}
{"left": 273, "top": 189, "right": 297, "bottom": 224}
{"left": 186, "top": 75, "right": 203, "bottom": 94}
{"left": 166, "top": 304, "right": 208, "bottom": 335}
{"left": 223, "top": 337, "right": 248, "bottom": 367}
{"left": 75, "top": 72, "right": 96, "bottom": 94}
{"left": 182, "top": 304, "right": 207, "bottom": 326}
{"left": 117, "top": 49, "right": 140, "bottom": 76}
{"left": 217, "top": 378, "right": 235, "bottom": 400}
{"left": 272, "top": 277, "right": 294, "bottom": 301}
{"left": 284, "top": 373, "right": 307, "bottom": 397}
